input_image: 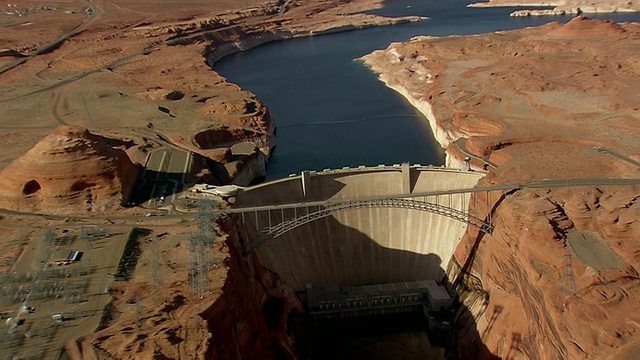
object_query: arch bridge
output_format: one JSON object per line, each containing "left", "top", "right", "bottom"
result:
{"left": 208, "top": 164, "right": 640, "bottom": 253}
{"left": 217, "top": 187, "right": 497, "bottom": 254}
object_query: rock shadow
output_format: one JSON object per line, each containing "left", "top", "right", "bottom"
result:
{"left": 129, "top": 169, "right": 184, "bottom": 206}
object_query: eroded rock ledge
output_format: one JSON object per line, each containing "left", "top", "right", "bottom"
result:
{"left": 468, "top": 0, "right": 639, "bottom": 17}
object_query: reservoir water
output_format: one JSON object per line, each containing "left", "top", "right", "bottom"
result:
{"left": 214, "top": 0, "right": 640, "bottom": 180}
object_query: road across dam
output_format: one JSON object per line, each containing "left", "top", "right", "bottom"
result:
{"left": 232, "top": 164, "right": 486, "bottom": 293}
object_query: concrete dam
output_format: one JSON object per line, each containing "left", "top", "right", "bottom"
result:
{"left": 231, "top": 164, "right": 486, "bottom": 298}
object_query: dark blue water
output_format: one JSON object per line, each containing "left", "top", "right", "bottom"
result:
{"left": 215, "top": 0, "right": 640, "bottom": 180}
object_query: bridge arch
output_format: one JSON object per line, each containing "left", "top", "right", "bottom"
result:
{"left": 264, "top": 198, "right": 493, "bottom": 238}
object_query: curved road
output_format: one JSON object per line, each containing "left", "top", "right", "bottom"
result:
{"left": 453, "top": 138, "right": 497, "bottom": 169}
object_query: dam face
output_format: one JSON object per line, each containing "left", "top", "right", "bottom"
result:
{"left": 236, "top": 165, "right": 484, "bottom": 292}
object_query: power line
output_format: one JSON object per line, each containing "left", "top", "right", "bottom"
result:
{"left": 189, "top": 200, "right": 215, "bottom": 297}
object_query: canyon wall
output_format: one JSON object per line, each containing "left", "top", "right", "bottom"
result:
{"left": 201, "top": 218, "right": 306, "bottom": 359}
{"left": 452, "top": 184, "right": 640, "bottom": 359}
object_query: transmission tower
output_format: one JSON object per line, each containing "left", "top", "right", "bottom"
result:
{"left": 198, "top": 200, "right": 215, "bottom": 270}
{"left": 151, "top": 241, "right": 161, "bottom": 286}
{"left": 562, "top": 248, "right": 576, "bottom": 295}
{"left": 43, "top": 229, "right": 55, "bottom": 261}
{"left": 188, "top": 233, "right": 197, "bottom": 295}
{"left": 189, "top": 200, "right": 215, "bottom": 297}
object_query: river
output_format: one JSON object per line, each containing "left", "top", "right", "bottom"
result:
{"left": 214, "top": 0, "right": 639, "bottom": 181}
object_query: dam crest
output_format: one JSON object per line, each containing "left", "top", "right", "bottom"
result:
{"left": 222, "top": 164, "right": 490, "bottom": 297}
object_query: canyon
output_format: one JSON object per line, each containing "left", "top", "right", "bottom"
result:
{"left": 0, "top": 0, "right": 447, "bottom": 358}
{"left": 0, "top": 0, "right": 638, "bottom": 359}
{"left": 361, "top": 16, "right": 640, "bottom": 358}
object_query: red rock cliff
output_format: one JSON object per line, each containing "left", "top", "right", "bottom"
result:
{"left": 200, "top": 216, "right": 305, "bottom": 359}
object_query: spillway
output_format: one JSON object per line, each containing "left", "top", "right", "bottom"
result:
{"left": 235, "top": 165, "right": 485, "bottom": 292}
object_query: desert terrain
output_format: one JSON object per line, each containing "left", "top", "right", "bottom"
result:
{"left": 468, "top": 0, "right": 640, "bottom": 17}
{"left": 361, "top": 15, "right": 640, "bottom": 358}
{"left": 0, "top": 0, "right": 639, "bottom": 359}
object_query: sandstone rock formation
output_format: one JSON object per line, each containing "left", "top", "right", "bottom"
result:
{"left": 468, "top": 0, "right": 639, "bottom": 16}
{"left": 0, "top": 126, "right": 138, "bottom": 213}
{"left": 510, "top": 8, "right": 573, "bottom": 16}
{"left": 362, "top": 16, "right": 640, "bottom": 358}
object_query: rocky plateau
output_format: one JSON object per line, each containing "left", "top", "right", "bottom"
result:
{"left": 361, "top": 16, "right": 640, "bottom": 359}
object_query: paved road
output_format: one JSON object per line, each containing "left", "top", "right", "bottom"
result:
{"left": 453, "top": 138, "right": 497, "bottom": 169}
{"left": 594, "top": 146, "right": 640, "bottom": 169}
{"left": 0, "top": 172, "right": 636, "bottom": 224}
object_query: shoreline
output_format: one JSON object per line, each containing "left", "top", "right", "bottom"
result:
{"left": 359, "top": 52, "right": 478, "bottom": 170}
{"left": 467, "top": 0, "right": 639, "bottom": 16}
{"left": 467, "top": 0, "right": 640, "bottom": 17}
{"left": 204, "top": 17, "right": 425, "bottom": 67}
{"left": 358, "top": 17, "right": 640, "bottom": 359}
